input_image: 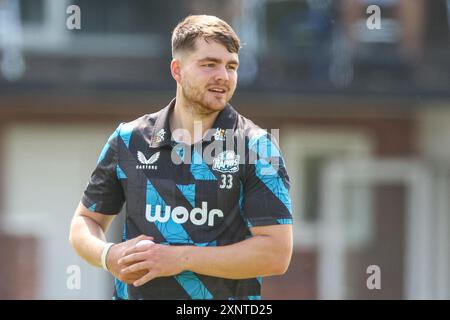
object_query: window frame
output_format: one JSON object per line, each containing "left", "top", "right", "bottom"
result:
{"left": 283, "top": 128, "right": 374, "bottom": 248}
{"left": 20, "top": 0, "right": 163, "bottom": 57}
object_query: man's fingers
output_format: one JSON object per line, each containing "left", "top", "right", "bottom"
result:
{"left": 121, "top": 270, "right": 148, "bottom": 284}
{"left": 121, "top": 261, "right": 151, "bottom": 275}
{"left": 118, "top": 252, "right": 148, "bottom": 267}
{"left": 122, "top": 242, "right": 155, "bottom": 257}
{"left": 133, "top": 270, "right": 158, "bottom": 287}
{"left": 122, "top": 245, "right": 147, "bottom": 257}
{"left": 119, "top": 237, "right": 149, "bottom": 258}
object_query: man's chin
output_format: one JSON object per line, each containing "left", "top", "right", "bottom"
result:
{"left": 208, "top": 103, "right": 227, "bottom": 111}
{"left": 201, "top": 100, "right": 228, "bottom": 113}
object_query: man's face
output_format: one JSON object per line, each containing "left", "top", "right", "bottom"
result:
{"left": 176, "top": 38, "right": 239, "bottom": 114}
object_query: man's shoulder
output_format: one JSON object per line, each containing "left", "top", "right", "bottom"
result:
{"left": 235, "top": 111, "right": 258, "bottom": 131}
{"left": 116, "top": 108, "right": 163, "bottom": 134}
{"left": 235, "top": 113, "right": 270, "bottom": 144}
{"left": 233, "top": 111, "right": 283, "bottom": 160}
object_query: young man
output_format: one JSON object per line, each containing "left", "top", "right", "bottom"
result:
{"left": 69, "top": 15, "right": 293, "bottom": 300}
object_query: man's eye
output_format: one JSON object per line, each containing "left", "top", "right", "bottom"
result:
{"left": 227, "top": 65, "right": 237, "bottom": 70}
{"left": 204, "top": 64, "right": 215, "bottom": 68}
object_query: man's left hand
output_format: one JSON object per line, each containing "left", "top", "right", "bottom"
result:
{"left": 117, "top": 242, "right": 186, "bottom": 287}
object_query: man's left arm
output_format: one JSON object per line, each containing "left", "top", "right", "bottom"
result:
{"left": 185, "top": 223, "right": 293, "bottom": 277}
{"left": 118, "top": 224, "right": 292, "bottom": 287}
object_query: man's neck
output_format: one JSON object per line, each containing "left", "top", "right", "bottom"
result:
{"left": 170, "top": 93, "right": 220, "bottom": 145}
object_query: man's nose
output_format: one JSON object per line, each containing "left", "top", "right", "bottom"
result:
{"left": 214, "top": 65, "right": 229, "bottom": 82}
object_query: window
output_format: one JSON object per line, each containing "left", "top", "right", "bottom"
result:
{"left": 18, "top": 0, "right": 182, "bottom": 56}
{"left": 261, "top": 0, "right": 335, "bottom": 85}
{"left": 20, "top": 0, "right": 45, "bottom": 25}
{"left": 71, "top": 0, "right": 173, "bottom": 35}
{"left": 283, "top": 129, "right": 373, "bottom": 247}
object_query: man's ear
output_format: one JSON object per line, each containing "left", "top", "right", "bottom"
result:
{"left": 170, "top": 58, "right": 182, "bottom": 84}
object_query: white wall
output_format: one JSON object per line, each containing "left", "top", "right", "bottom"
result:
{"left": 417, "top": 108, "right": 450, "bottom": 299}
{"left": 418, "top": 109, "right": 450, "bottom": 162}
{"left": 1, "top": 122, "right": 121, "bottom": 299}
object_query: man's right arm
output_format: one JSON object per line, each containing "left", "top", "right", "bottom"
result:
{"left": 69, "top": 201, "right": 153, "bottom": 283}
{"left": 69, "top": 201, "right": 115, "bottom": 268}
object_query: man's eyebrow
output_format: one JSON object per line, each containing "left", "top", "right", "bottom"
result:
{"left": 198, "top": 57, "right": 239, "bottom": 65}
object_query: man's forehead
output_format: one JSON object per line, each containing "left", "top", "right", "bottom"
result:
{"left": 197, "top": 56, "right": 239, "bottom": 65}
{"left": 190, "top": 38, "right": 239, "bottom": 62}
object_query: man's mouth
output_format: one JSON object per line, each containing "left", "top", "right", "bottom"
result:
{"left": 208, "top": 87, "right": 227, "bottom": 94}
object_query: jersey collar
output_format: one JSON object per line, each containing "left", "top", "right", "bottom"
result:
{"left": 149, "top": 98, "right": 238, "bottom": 148}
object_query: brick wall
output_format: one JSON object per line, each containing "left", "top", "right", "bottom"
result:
{"left": 0, "top": 234, "right": 38, "bottom": 299}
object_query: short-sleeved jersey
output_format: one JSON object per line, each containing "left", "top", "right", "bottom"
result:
{"left": 81, "top": 98, "right": 292, "bottom": 300}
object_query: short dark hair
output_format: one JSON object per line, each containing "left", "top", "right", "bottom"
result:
{"left": 171, "top": 15, "right": 241, "bottom": 57}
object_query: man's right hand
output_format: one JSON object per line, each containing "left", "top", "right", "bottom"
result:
{"left": 106, "top": 235, "right": 154, "bottom": 284}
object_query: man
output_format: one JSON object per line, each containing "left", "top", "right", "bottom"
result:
{"left": 69, "top": 15, "right": 293, "bottom": 300}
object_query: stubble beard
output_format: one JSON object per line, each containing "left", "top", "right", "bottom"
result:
{"left": 181, "top": 81, "right": 232, "bottom": 116}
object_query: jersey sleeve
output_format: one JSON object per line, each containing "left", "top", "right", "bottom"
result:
{"left": 242, "top": 131, "right": 293, "bottom": 227}
{"left": 81, "top": 124, "right": 125, "bottom": 215}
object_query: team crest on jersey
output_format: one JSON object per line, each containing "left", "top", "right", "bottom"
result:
{"left": 155, "top": 129, "right": 166, "bottom": 143}
{"left": 213, "top": 128, "right": 226, "bottom": 141}
{"left": 212, "top": 151, "right": 240, "bottom": 173}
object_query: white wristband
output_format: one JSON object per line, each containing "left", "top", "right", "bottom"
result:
{"left": 101, "top": 242, "right": 115, "bottom": 271}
